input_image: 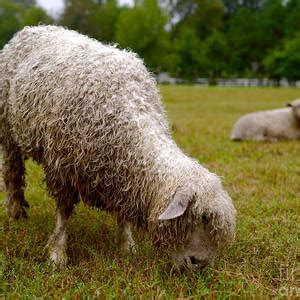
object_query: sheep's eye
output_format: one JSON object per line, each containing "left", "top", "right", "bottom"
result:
{"left": 202, "top": 214, "right": 209, "bottom": 225}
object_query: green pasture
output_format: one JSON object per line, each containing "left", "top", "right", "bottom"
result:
{"left": 0, "top": 86, "right": 299, "bottom": 298}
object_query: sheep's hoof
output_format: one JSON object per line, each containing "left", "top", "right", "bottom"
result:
{"left": 118, "top": 238, "right": 136, "bottom": 253}
{"left": 46, "top": 243, "right": 67, "bottom": 270}
{"left": 49, "top": 248, "right": 68, "bottom": 270}
{"left": 46, "top": 236, "right": 68, "bottom": 270}
{"left": 4, "top": 197, "right": 29, "bottom": 219}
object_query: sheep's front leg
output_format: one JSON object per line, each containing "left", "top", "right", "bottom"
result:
{"left": 116, "top": 217, "right": 135, "bottom": 252}
{"left": 46, "top": 205, "right": 72, "bottom": 269}
{"left": 45, "top": 178, "right": 79, "bottom": 269}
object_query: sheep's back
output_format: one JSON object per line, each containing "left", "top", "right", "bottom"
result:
{"left": 2, "top": 26, "right": 169, "bottom": 178}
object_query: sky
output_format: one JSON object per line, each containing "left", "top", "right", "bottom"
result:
{"left": 37, "top": 0, "right": 133, "bottom": 17}
{"left": 37, "top": 0, "right": 64, "bottom": 16}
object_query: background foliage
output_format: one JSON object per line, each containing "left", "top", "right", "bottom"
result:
{"left": 0, "top": 0, "right": 300, "bottom": 80}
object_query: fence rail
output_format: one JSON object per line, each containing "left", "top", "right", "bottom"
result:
{"left": 156, "top": 73, "right": 300, "bottom": 87}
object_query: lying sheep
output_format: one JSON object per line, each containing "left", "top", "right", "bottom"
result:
{"left": 0, "top": 26, "right": 236, "bottom": 270}
{"left": 231, "top": 99, "right": 300, "bottom": 141}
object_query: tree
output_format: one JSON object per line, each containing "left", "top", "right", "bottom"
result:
{"left": 256, "top": 0, "right": 285, "bottom": 47}
{"left": 115, "top": 0, "right": 169, "bottom": 70}
{"left": 226, "top": 7, "right": 259, "bottom": 74}
{"left": 11, "top": 0, "right": 36, "bottom": 8}
{"left": 254, "top": 0, "right": 286, "bottom": 71}
{"left": 224, "top": 0, "right": 287, "bottom": 76}
{"left": 60, "top": 0, "right": 98, "bottom": 36}
{"left": 23, "top": 6, "right": 53, "bottom": 26}
{"left": 223, "top": 0, "right": 265, "bottom": 12}
{"left": 0, "top": 0, "right": 52, "bottom": 49}
{"left": 202, "top": 30, "right": 229, "bottom": 80}
{"left": 239, "top": 0, "right": 265, "bottom": 10}
{"left": 264, "top": 34, "right": 300, "bottom": 80}
{"left": 0, "top": 0, "right": 24, "bottom": 48}
{"left": 172, "top": 29, "right": 229, "bottom": 80}
{"left": 171, "top": 26, "right": 207, "bottom": 79}
{"left": 173, "top": 0, "right": 224, "bottom": 39}
{"left": 285, "top": 0, "right": 300, "bottom": 38}
{"left": 90, "top": 0, "right": 120, "bottom": 42}
{"left": 60, "top": 0, "right": 122, "bottom": 42}
{"left": 222, "top": 0, "right": 239, "bottom": 15}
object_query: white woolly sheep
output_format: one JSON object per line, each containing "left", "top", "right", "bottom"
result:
{"left": 0, "top": 26, "right": 236, "bottom": 270}
{"left": 231, "top": 99, "right": 300, "bottom": 141}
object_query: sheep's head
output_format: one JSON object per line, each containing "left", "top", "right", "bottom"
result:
{"left": 287, "top": 99, "right": 300, "bottom": 119}
{"left": 158, "top": 175, "right": 236, "bottom": 270}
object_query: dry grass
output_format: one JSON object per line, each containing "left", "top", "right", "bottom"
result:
{"left": 0, "top": 86, "right": 299, "bottom": 298}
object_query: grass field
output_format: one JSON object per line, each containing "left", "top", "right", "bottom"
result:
{"left": 0, "top": 86, "right": 299, "bottom": 298}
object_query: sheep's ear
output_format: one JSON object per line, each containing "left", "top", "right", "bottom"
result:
{"left": 286, "top": 102, "right": 292, "bottom": 107}
{"left": 158, "top": 190, "right": 190, "bottom": 220}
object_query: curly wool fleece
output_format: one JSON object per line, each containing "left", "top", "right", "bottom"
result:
{"left": 0, "top": 26, "right": 235, "bottom": 246}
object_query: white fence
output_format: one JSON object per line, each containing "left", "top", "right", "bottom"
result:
{"left": 156, "top": 72, "right": 300, "bottom": 87}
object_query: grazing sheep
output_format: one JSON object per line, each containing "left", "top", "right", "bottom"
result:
{"left": 0, "top": 26, "right": 236, "bottom": 270}
{"left": 231, "top": 99, "right": 300, "bottom": 141}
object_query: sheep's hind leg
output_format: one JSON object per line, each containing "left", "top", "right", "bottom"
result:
{"left": 116, "top": 217, "right": 136, "bottom": 253}
{"left": 46, "top": 181, "right": 79, "bottom": 269}
{"left": 2, "top": 136, "right": 28, "bottom": 219}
